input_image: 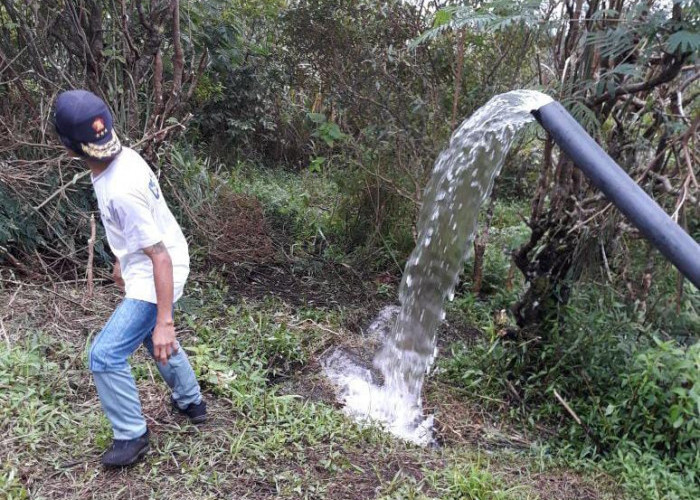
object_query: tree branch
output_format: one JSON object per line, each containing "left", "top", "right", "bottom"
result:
{"left": 163, "top": 0, "right": 184, "bottom": 120}
{"left": 588, "top": 55, "right": 687, "bottom": 107}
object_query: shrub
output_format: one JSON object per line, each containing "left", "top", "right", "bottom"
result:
{"left": 168, "top": 146, "right": 276, "bottom": 264}
{"left": 590, "top": 340, "right": 699, "bottom": 472}
{"left": 440, "top": 284, "right": 699, "bottom": 496}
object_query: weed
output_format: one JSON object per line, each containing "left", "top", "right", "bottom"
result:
{"left": 437, "top": 465, "right": 512, "bottom": 499}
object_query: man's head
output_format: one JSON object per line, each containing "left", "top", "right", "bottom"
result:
{"left": 53, "top": 90, "right": 122, "bottom": 161}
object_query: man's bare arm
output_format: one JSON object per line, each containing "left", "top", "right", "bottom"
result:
{"left": 113, "top": 257, "right": 125, "bottom": 291}
{"left": 143, "top": 241, "right": 176, "bottom": 364}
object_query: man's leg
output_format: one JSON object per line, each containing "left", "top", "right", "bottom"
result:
{"left": 143, "top": 333, "right": 203, "bottom": 410}
{"left": 89, "top": 299, "right": 157, "bottom": 441}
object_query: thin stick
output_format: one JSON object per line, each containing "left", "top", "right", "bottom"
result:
{"left": 554, "top": 388, "right": 606, "bottom": 451}
{"left": 86, "top": 214, "right": 96, "bottom": 300}
{"left": 41, "top": 286, "right": 94, "bottom": 313}
{"left": 600, "top": 242, "right": 613, "bottom": 283}
{"left": 132, "top": 119, "right": 189, "bottom": 148}
{"left": 0, "top": 246, "right": 39, "bottom": 278}
{"left": 6, "top": 283, "right": 22, "bottom": 309}
{"left": 505, "top": 257, "right": 516, "bottom": 292}
{"left": 553, "top": 389, "right": 581, "bottom": 425}
{"left": 0, "top": 318, "right": 9, "bottom": 349}
{"left": 33, "top": 170, "right": 91, "bottom": 211}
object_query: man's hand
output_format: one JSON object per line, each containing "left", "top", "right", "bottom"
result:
{"left": 112, "top": 259, "right": 125, "bottom": 291}
{"left": 152, "top": 319, "right": 177, "bottom": 365}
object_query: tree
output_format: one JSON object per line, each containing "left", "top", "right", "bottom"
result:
{"left": 0, "top": 0, "right": 206, "bottom": 273}
{"left": 412, "top": 0, "right": 698, "bottom": 326}
{"left": 513, "top": 0, "right": 698, "bottom": 328}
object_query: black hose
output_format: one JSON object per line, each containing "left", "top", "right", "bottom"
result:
{"left": 533, "top": 101, "right": 700, "bottom": 290}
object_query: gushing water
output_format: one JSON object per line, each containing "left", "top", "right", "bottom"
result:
{"left": 323, "top": 90, "right": 553, "bottom": 445}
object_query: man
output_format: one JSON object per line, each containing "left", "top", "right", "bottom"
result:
{"left": 53, "top": 90, "right": 206, "bottom": 468}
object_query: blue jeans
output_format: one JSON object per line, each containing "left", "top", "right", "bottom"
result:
{"left": 89, "top": 298, "right": 202, "bottom": 440}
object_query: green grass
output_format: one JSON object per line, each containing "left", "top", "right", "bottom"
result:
{"left": 172, "top": 146, "right": 344, "bottom": 259}
{"left": 0, "top": 277, "right": 618, "bottom": 499}
{"left": 2, "top": 167, "right": 689, "bottom": 498}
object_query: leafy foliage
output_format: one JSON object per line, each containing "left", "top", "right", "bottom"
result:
{"left": 410, "top": 0, "right": 543, "bottom": 48}
{"left": 442, "top": 277, "right": 699, "bottom": 499}
{"left": 1, "top": 1, "right": 698, "bottom": 497}
{"left": 597, "top": 341, "right": 699, "bottom": 467}
{"left": 667, "top": 30, "right": 700, "bottom": 53}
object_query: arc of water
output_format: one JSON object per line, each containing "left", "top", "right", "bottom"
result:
{"left": 325, "top": 90, "right": 553, "bottom": 446}
{"left": 374, "top": 91, "right": 554, "bottom": 406}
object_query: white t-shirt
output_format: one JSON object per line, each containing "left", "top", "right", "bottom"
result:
{"left": 91, "top": 147, "right": 190, "bottom": 304}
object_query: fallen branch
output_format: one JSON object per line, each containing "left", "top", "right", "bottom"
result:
{"left": 41, "top": 286, "right": 94, "bottom": 313}
{"left": 33, "top": 170, "right": 91, "bottom": 211}
{"left": 132, "top": 116, "right": 190, "bottom": 148}
{"left": 554, "top": 389, "right": 581, "bottom": 425}
{"left": 85, "top": 214, "right": 96, "bottom": 301}
{"left": 553, "top": 388, "right": 606, "bottom": 452}
{"left": 0, "top": 246, "right": 41, "bottom": 279}
{"left": 0, "top": 318, "right": 9, "bottom": 349}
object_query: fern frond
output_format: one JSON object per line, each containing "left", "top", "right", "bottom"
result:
{"left": 409, "top": 1, "right": 542, "bottom": 49}
{"left": 667, "top": 30, "right": 700, "bottom": 54}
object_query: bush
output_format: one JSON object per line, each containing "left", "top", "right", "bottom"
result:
{"left": 590, "top": 340, "right": 699, "bottom": 472}
{"left": 440, "top": 283, "right": 699, "bottom": 497}
{"left": 605, "top": 449, "right": 699, "bottom": 500}
{"left": 168, "top": 147, "right": 276, "bottom": 264}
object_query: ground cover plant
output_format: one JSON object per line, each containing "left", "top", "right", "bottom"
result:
{"left": 1, "top": 0, "right": 698, "bottom": 498}
{"left": 0, "top": 274, "right": 620, "bottom": 499}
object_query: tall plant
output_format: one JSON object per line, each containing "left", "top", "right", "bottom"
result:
{"left": 0, "top": 0, "right": 207, "bottom": 273}
{"left": 513, "top": 0, "right": 698, "bottom": 328}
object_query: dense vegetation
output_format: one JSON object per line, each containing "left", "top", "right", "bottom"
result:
{"left": 0, "top": 0, "right": 698, "bottom": 498}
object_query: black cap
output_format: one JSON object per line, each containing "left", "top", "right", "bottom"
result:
{"left": 54, "top": 90, "right": 122, "bottom": 160}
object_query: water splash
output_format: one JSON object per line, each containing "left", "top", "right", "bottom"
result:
{"left": 324, "top": 90, "right": 553, "bottom": 445}
{"left": 322, "top": 305, "right": 435, "bottom": 445}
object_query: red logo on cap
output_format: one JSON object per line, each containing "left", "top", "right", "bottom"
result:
{"left": 92, "top": 117, "right": 106, "bottom": 136}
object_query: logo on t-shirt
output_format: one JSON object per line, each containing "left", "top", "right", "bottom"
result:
{"left": 148, "top": 177, "right": 160, "bottom": 200}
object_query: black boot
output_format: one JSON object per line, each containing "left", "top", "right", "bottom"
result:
{"left": 171, "top": 396, "right": 207, "bottom": 424}
{"left": 101, "top": 429, "right": 150, "bottom": 468}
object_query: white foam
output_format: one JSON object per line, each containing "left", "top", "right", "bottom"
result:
{"left": 322, "top": 344, "right": 434, "bottom": 446}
